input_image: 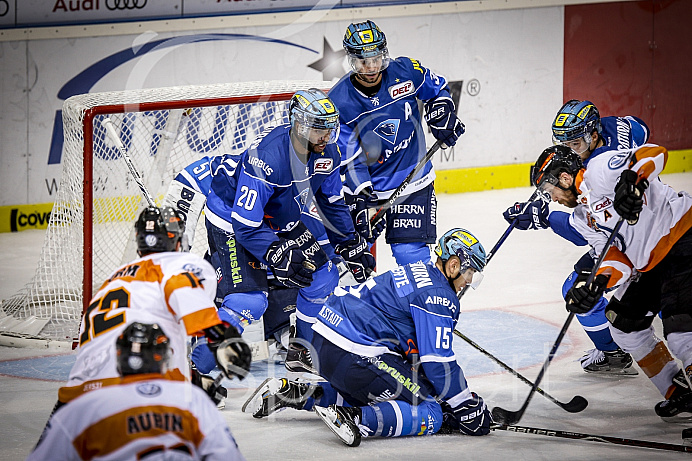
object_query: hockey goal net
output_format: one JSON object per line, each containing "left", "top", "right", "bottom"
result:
{"left": 0, "top": 80, "right": 332, "bottom": 348}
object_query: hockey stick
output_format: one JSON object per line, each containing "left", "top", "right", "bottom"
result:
{"left": 102, "top": 117, "right": 157, "bottom": 207}
{"left": 453, "top": 329, "right": 587, "bottom": 413}
{"left": 492, "top": 216, "right": 626, "bottom": 425}
{"left": 369, "top": 140, "right": 442, "bottom": 228}
{"left": 457, "top": 188, "right": 544, "bottom": 300}
{"left": 492, "top": 423, "right": 692, "bottom": 453}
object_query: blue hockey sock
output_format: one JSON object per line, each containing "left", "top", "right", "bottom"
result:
{"left": 220, "top": 291, "right": 268, "bottom": 334}
{"left": 303, "top": 381, "right": 339, "bottom": 411}
{"left": 359, "top": 399, "right": 442, "bottom": 437}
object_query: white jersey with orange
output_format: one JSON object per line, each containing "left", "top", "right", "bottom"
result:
{"left": 575, "top": 144, "right": 692, "bottom": 287}
{"left": 30, "top": 375, "right": 246, "bottom": 461}
{"left": 61, "top": 252, "right": 220, "bottom": 402}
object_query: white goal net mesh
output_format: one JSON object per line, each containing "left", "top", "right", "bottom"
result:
{"left": 1, "top": 80, "right": 332, "bottom": 345}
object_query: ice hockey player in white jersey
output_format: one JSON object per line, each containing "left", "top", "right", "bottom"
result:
{"left": 29, "top": 322, "right": 246, "bottom": 461}
{"left": 329, "top": 20, "right": 465, "bottom": 266}
{"left": 531, "top": 144, "right": 692, "bottom": 420}
{"left": 50, "top": 206, "right": 251, "bottom": 413}
{"left": 244, "top": 228, "right": 492, "bottom": 447}
{"left": 503, "top": 100, "right": 650, "bottom": 375}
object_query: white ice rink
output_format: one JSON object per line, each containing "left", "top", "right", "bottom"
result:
{"left": 1, "top": 172, "right": 691, "bottom": 460}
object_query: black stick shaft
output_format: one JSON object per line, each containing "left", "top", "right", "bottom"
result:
{"left": 493, "top": 424, "right": 692, "bottom": 453}
{"left": 369, "top": 141, "right": 442, "bottom": 227}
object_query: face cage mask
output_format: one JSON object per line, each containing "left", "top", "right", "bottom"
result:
{"left": 445, "top": 256, "right": 484, "bottom": 292}
{"left": 348, "top": 49, "right": 390, "bottom": 75}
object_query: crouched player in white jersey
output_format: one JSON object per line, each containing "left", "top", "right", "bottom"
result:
{"left": 41, "top": 206, "right": 252, "bottom": 435}
{"left": 29, "top": 322, "right": 246, "bottom": 461}
{"left": 531, "top": 144, "right": 692, "bottom": 423}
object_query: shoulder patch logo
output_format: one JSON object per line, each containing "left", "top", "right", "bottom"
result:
{"left": 374, "top": 119, "right": 400, "bottom": 145}
{"left": 608, "top": 152, "right": 630, "bottom": 170}
{"left": 135, "top": 382, "right": 163, "bottom": 397}
{"left": 388, "top": 80, "right": 414, "bottom": 99}
{"left": 314, "top": 158, "right": 333, "bottom": 173}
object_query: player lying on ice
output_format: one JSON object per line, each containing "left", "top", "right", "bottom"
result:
{"left": 243, "top": 228, "right": 492, "bottom": 446}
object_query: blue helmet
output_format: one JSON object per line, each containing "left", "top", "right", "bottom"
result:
{"left": 551, "top": 99, "right": 602, "bottom": 143}
{"left": 289, "top": 88, "right": 339, "bottom": 135}
{"left": 434, "top": 228, "right": 486, "bottom": 273}
{"left": 343, "top": 20, "right": 390, "bottom": 73}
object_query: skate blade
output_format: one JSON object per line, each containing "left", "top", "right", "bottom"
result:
{"left": 285, "top": 370, "right": 323, "bottom": 383}
{"left": 583, "top": 366, "right": 639, "bottom": 376}
{"left": 660, "top": 413, "right": 692, "bottom": 424}
{"left": 241, "top": 377, "right": 277, "bottom": 414}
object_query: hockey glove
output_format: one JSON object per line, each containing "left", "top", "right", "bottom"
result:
{"left": 205, "top": 324, "right": 252, "bottom": 380}
{"left": 334, "top": 234, "right": 376, "bottom": 283}
{"left": 502, "top": 199, "right": 549, "bottom": 230}
{"left": 346, "top": 187, "right": 381, "bottom": 243}
{"left": 424, "top": 98, "right": 465, "bottom": 148}
{"left": 191, "top": 366, "right": 228, "bottom": 406}
{"left": 265, "top": 238, "right": 316, "bottom": 289}
{"left": 614, "top": 169, "right": 648, "bottom": 225}
{"left": 440, "top": 393, "right": 492, "bottom": 436}
{"left": 565, "top": 271, "right": 610, "bottom": 314}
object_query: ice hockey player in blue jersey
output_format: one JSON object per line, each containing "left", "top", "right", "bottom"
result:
{"left": 203, "top": 88, "right": 375, "bottom": 374}
{"left": 502, "top": 100, "right": 649, "bottom": 375}
{"left": 243, "top": 228, "right": 492, "bottom": 447}
{"left": 329, "top": 20, "right": 465, "bottom": 266}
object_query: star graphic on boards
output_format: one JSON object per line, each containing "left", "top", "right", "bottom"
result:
{"left": 308, "top": 38, "right": 347, "bottom": 81}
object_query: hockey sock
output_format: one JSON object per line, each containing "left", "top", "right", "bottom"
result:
{"left": 302, "top": 381, "right": 338, "bottom": 411}
{"left": 359, "top": 399, "right": 442, "bottom": 437}
{"left": 220, "top": 291, "right": 268, "bottom": 334}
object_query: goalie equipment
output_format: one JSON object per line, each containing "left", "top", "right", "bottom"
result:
{"left": 134, "top": 206, "right": 186, "bottom": 255}
{"left": 314, "top": 405, "right": 363, "bottom": 447}
{"left": 242, "top": 377, "right": 319, "bottom": 418}
{"left": 579, "top": 348, "right": 638, "bottom": 376}
{"left": 343, "top": 20, "right": 390, "bottom": 75}
{"left": 115, "top": 322, "right": 170, "bottom": 376}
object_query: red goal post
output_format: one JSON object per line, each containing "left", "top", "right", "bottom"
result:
{"left": 0, "top": 80, "right": 333, "bottom": 348}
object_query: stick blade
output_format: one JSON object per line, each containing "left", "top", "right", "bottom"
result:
{"left": 491, "top": 406, "right": 523, "bottom": 426}
{"left": 561, "top": 395, "right": 588, "bottom": 413}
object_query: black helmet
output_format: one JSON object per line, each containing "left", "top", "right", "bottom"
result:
{"left": 135, "top": 206, "right": 185, "bottom": 255}
{"left": 116, "top": 322, "right": 170, "bottom": 376}
{"left": 530, "top": 145, "right": 584, "bottom": 189}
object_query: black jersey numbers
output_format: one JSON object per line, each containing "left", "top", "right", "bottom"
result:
{"left": 79, "top": 287, "right": 131, "bottom": 346}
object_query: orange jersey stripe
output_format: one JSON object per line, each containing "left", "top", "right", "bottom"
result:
{"left": 58, "top": 372, "right": 187, "bottom": 404}
{"left": 637, "top": 341, "right": 675, "bottom": 379}
{"left": 164, "top": 272, "right": 206, "bottom": 304}
{"left": 631, "top": 145, "right": 668, "bottom": 180}
{"left": 640, "top": 207, "right": 692, "bottom": 272}
{"left": 98, "top": 259, "right": 165, "bottom": 292}
{"left": 180, "top": 307, "right": 221, "bottom": 335}
{"left": 596, "top": 246, "right": 630, "bottom": 288}
{"left": 72, "top": 405, "right": 203, "bottom": 460}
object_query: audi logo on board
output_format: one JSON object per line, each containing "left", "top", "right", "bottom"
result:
{"left": 105, "top": 0, "right": 147, "bottom": 10}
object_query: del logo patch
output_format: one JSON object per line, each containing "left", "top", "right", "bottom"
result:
{"left": 314, "top": 158, "right": 333, "bottom": 172}
{"left": 388, "top": 80, "right": 414, "bottom": 99}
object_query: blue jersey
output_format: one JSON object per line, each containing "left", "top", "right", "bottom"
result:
{"left": 172, "top": 155, "right": 224, "bottom": 195}
{"left": 205, "top": 125, "right": 354, "bottom": 262}
{"left": 329, "top": 57, "right": 448, "bottom": 198}
{"left": 549, "top": 114, "right": 650, "bottom": 244}
{"left": 313, "top": 261, "right": 467, "bottom": 401}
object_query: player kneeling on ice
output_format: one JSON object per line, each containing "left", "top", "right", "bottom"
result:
{"left": 243, "top": 228, "right": 492, "bottom": 446}
{"left": 29, "top": 322, "right": 246, "bottom": 460}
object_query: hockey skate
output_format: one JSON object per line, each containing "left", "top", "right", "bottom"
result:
{"left": 314, "top": 405, "right": 363, "bottom": 447}
{"left": 579, "top": 348, "right": 638, "bottom": 376}
{"left": 242, "top": 377, "right": 317, "bottom": 418}
{"left": 656, "top": 370, "right": 692, "bottom": 422}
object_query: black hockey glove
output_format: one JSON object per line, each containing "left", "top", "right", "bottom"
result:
{"left": 424, "top": 98, "right": 465, "bottom": 148}
{"left": 265, "top": 238, "right": 316, "bottom": 289}
{"left": 334, "top": 234, "right": 376, "bottom": 283}
{"left": 439, "top": 393, "right": 492, "bottom": 436}
{"left": 614, "top": 169, "right": 648, "bottom": 225}
{"left": 565, "top": 271, "right": 610, "bottom": 314}
{"left": 205, "top": 324, "right": 252, "bottom": 380}
{"left": 502, "top": 199, "right": 549, "bottom": 230}
{"left": 191, "top": 366, "right": 228, "bottom": 405}
{"left": 346, "top": 187, "right": 382, "bottom": 243}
